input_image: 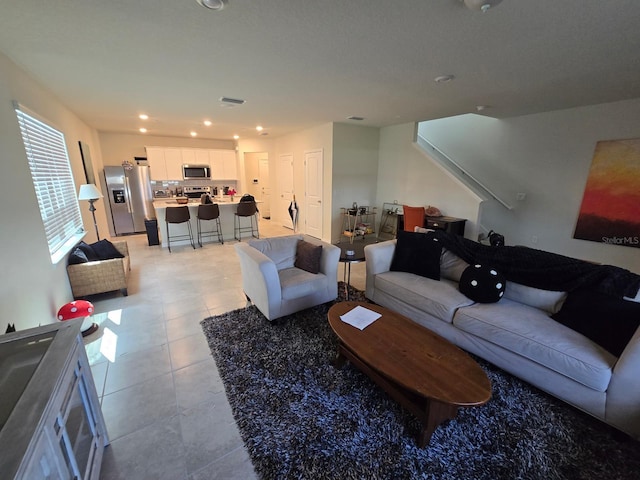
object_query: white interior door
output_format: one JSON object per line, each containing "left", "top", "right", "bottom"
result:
{"left": 279, "top": 154, "right": 294, "bottom": 228}
{"left": 305, "top": 149, "right": 323, "bottom": 239}
{"left": 259, "top": 158, "right": 271, "bottom": 218}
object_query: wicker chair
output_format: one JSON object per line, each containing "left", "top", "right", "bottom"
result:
{"left": 67, "top": 240, "right": 131, "bottom": 298}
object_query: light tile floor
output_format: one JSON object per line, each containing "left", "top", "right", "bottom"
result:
{"left": 84, "top": 219, "right": 367, "bottom": 480}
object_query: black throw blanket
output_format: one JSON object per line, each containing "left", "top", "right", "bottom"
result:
{"left": 432, "top": 230, "right": 640, "bottom": 298}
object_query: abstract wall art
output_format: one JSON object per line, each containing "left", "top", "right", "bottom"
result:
{"left": 573, "top": 137, "right": 640, "bottom": 249}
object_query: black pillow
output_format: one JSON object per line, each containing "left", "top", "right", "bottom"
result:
{"left": 459, "top": 264, "right": 506, "bottom": 303}
{"left": 551, "top": 289, "right": 640, "bottom": 357}
{"left": 295, "top": 240, "right": 322, "bottom": 274}
{"left": 90, "top": 239, "right": 125, "bottom": 260}
{"left": 390, "top": 230, "right": 442, "bottom": 281}
{"left": 76, "top": 241, "right": 99, "bottom": 261}
{"left": 68, "top": 248, "right": 89, "bottom": 265}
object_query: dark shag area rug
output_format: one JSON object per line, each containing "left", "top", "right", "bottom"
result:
{"left": 200, "top": 283, "right": 640, "bottom": 480}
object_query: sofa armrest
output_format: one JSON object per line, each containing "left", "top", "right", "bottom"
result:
{"left": 364, "top": 240, "right": 396, "bottom": 299}
{"left": 606, "top": 326, "right": 640, "bottom": 438}
{"left": 234, "top": 243, "right": 281, "bottom": 310}
{"left": 113, "top": 240, "right": 129, "bottom": 262}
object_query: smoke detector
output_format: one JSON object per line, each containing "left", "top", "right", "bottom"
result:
{"left": 196, "top": 0, "right": 226, "bottom": 11}
{"left": 463, "top": 0, "right": 502, "bottom": 13}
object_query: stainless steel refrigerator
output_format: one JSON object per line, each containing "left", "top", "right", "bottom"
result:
{"left": 104, "top": 164, "right": 155, "bottom": 235}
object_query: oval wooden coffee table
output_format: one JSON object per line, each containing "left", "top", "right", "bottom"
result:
{"left": 328, "top": 301, "right": 491, "bottom": 447}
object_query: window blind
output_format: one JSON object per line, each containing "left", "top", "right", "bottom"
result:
{"left": 15, "top": 106, "right": 84, "bottom": 263}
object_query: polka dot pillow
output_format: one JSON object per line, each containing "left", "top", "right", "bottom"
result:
{"left": 459, "top": 264, "right": 506, "bottom": 303}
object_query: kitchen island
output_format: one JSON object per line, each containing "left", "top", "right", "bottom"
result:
{"left": 153, "top": 198, "right": 261, "bottom": 247}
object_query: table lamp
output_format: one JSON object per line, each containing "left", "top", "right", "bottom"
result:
{"left": 78, "top": 184, "right": 103, "bottom": 240}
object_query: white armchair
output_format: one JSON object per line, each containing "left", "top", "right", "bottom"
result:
{"left": 234, "top": 234, "right": 340, "bottom": 321}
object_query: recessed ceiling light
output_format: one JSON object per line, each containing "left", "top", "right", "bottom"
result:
{"left": 139, "top": 114, "right": 148, "bottom": 120}
{"left": 233, "top": 135, "right": 239, "bottom": 140}
{"left": 256, "top": 126, "right": 263, "bottom": 132}
{"left": 190, "top": 131, "right": 197, "bottom": 137}
{"left": 434, "top": 75, "right": 455, "bottom": 83}
{"left": 476, "top": 105, "right": 491, "bottom": 112}
{"left": 196, "top": 0, "right": 226, "bottom": 10}
{"left": 139, "top": 127, "right": 147, "bottom": 133}
{"left": 203, "top": 120, "right": 212, "bottom": 127}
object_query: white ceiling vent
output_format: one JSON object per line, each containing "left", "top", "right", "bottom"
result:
{"left": 219, "top": 97, "right": 246, "bottom": 105}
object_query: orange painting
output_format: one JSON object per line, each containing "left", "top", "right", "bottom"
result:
{"left": 573, "top": 138, "right": 640, "bottom": 248}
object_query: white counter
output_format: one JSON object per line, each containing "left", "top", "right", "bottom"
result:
{"left": 153, "top": 198, "right": 260, "bottom": 247}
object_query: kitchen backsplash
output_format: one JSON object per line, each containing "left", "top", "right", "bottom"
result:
{"left": 151, "top": 179, "right": 237, "bottom": 197}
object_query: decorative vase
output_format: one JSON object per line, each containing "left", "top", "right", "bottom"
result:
{"left": 230, "top": 195, "right": 235, "bottom": 202}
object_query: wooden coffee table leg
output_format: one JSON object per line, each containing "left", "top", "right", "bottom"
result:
{"left": 333, "top": 343, "right": 348, "bottom": 368}
{"left": 419, "top": 400, "right": 459, "bottom": 447}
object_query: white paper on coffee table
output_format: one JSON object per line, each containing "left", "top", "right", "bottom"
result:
{"left": 340, "top": 305, "right": 381, "bottom": 330}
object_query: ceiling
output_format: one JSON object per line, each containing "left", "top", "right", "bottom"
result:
{"left": 1, "top": 0, "right": 639, "bottom": 140}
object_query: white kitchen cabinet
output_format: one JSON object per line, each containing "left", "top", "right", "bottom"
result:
{"left": 146, "top": 147, "right": 235, "bottom": 181}
{"left": 181, "top": 148, "right": 196, "bottom": 166}
{"left": 146, "top": 146, "right": 168, "bottom": 180}
{"left": 164, "top": 148, "right": 183, "bottom": 180}
{"left": 209, "top": 149, "right": 237, "bottom": 180}
{"left": 208, "top": 150, "right": 223, "bottom": 179}
{"left": 194, "top": 149, "right": 210, "bottom": 165}
{"left": 220, "top": 150, "right": 238, "bottom": 179}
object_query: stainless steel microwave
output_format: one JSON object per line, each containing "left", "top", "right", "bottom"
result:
{"left": 182, "top": 164, "right": 210, "bottom": 180}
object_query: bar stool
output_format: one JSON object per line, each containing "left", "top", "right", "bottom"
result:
{"left": 165, "top": 206, "right": 195, "bottom": 252}
{"left": 197, "top": 203, "right": 223, "bottom": 247}
{"left": 234, "top": 201, "right": 259, "bottom": 241}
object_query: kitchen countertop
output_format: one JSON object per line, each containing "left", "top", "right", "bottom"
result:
{"left": 151, "top": 198, "right": 262, "bottom": 247}
{"left": 153, "top": 197, "right": 251, "bottom": 207}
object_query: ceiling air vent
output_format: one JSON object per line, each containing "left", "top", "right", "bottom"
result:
{"left": 219, "top": 97, "right": 246, "bottom": 105}
{"left": 347, "top": 116, "right": 365, "bottom": 121}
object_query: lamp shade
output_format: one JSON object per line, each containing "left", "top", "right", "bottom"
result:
{"left": 78, "top": 184, "right": 103, "bottom": 201}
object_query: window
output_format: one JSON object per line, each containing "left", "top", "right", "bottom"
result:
{"left": 15, "top": 105, "right": 84, "bottom": 264}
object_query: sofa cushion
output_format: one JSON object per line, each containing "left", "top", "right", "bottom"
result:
{"left": 374, "top": 271, "right": 474, "bottom": 323}
{"left": 91, "top": 239, "right": 125, "bottom": 260}
{"left": 390, "top": 230, "right": 442, "bottom": 280}
{"left": 249, "top": 235, "right": 303, "bottom": 270}
{"left": 459, "top": 264, "right": 505, "bottom": 303}
{"left": 503, "top": 281, "right": 567, "bottom": 314}
{"left": 279, "top": 267, "right": 326, "bottom": 300}
{"left": 551, "top": 288, "right": 640, "bottom": 357}
{"left": 454, "top": 299, "right": 616, "bottom": 391}
{"left": 68, "top": 248, "right": 89, "bottom": 265}
{"left": 295, "top": 240, "right": 322, "bottom": 274}
{"left": 440, "top": 248, "right": 469, "bottom": 282}
{"left": 77, "top": 241, "right": 99, "bottom": 261}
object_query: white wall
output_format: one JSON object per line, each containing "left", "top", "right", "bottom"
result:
{"left": 0, "top": 53, "right": 105, "bottom": 330}
{"left": 98, "top": 132, "right": 234, "bottom": 167}
{"left": 332, "top": 123, "right": 380, "bottom": 243}
{"left": 237, "top": 137, "right": 276, "bottom": 209}
{"left": 418, "top": 99, "right": 640, "bottom": 273}
{"left": 273, "top": 123, "right": 334, "bottom": 241}
{"left": 376, "top": 123, "right": 484, "bottom": 240}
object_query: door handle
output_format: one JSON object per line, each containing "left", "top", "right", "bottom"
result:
{"left": 124, "top": 177, "right": 133, "bottom": 214}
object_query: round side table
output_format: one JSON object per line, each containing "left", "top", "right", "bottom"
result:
{"left": 336, "top": 241, "right": 367, "bottom": 300}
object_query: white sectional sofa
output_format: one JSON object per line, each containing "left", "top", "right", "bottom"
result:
{"left": 365, "top": 236, "right": 640, "bottom": 439}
